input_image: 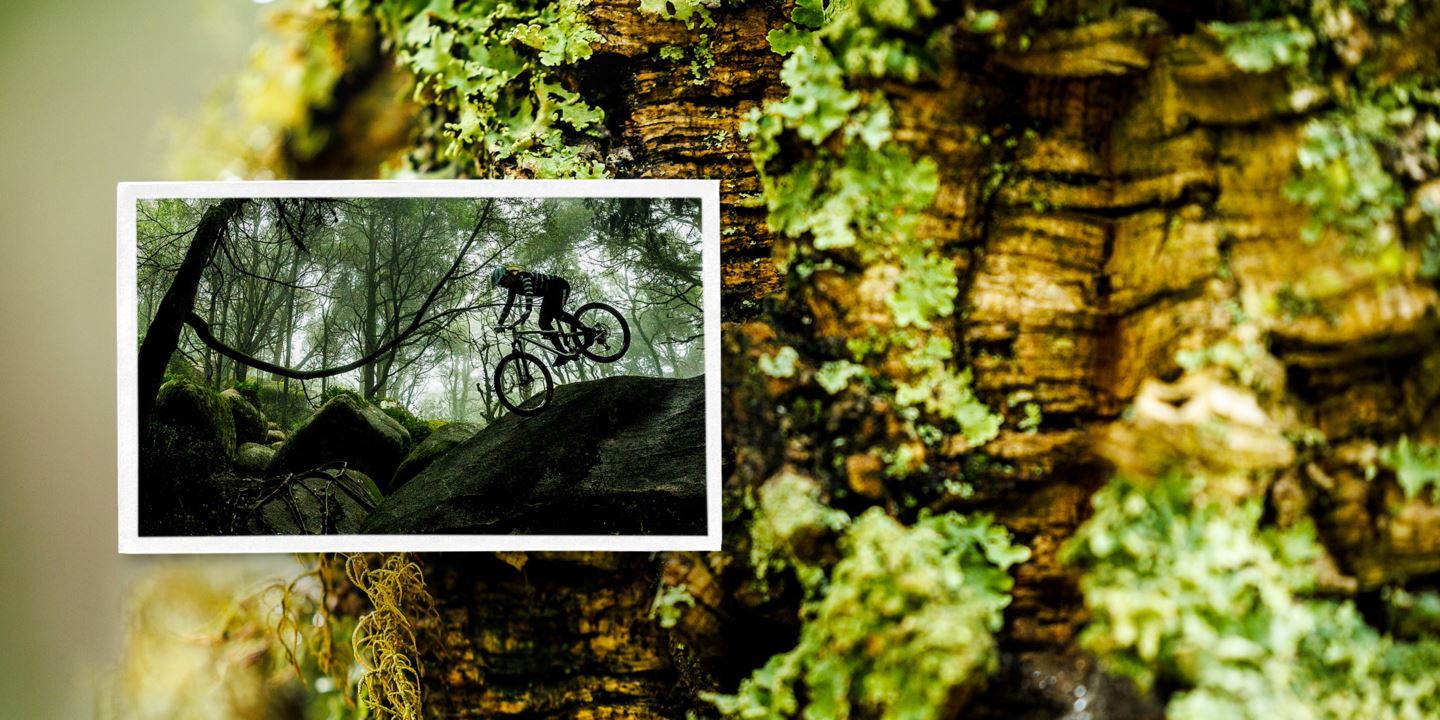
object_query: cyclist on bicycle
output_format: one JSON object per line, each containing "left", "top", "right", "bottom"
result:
{"left": 490, "top": 265, "right": 586, "bottom": 367}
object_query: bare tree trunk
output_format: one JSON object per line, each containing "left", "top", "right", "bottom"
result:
{"left": 280, "top": 249, "right": 302, "bottom": 425}
{"left": 362, "top": 213, "right": 381, "bottom": 399}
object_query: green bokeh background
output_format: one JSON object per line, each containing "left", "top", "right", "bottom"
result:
{"left": 0, "top": 1, "right": 259, "bottom": 716}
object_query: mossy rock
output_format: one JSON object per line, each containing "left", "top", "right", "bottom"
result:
{"left": 390, "top": 422, "right": 480, "bottom": 491}
{"left": 235, "top": 442, "right": 275, "bottom": 477}
{"left": 154, "top": 378, "right": 235, "bottom": 459}
{"left": 267, "top": 394, "right": 411, "bottom": 491}
{"left": 221, "top": 388, "right": 269, "bottom": 446}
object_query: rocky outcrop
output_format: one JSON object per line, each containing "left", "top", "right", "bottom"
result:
{"left": 267, "top": 394, "right": 411, "bottom": 492}
{"left": 364, "top": 375, "right": 706, "bottom": 535}
{"left": 390, "top": 421, "right": 479, "bottom": 491}
{"left": 221, "top": 388, "right": 269, "bottom": 446}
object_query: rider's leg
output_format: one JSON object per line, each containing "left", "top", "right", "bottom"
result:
{"left": 554, "top": 282, "right": 591, "bottom": 343}
{"left": 538, "top": 288, "right": 569, "bottom": 355}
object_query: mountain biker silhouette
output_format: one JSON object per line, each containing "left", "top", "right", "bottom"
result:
{"left": 490, "top": 265, "right": 586, "bottom": 367}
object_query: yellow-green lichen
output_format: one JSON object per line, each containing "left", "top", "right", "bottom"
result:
{"left": 741, "top": 0, "right": 1001, "bottom": 464}
{"left": 335, "top": 0, "right": 607, "bottom": 177}
{"left": 715, "top": 507, "right": 1028, "bottom": 720}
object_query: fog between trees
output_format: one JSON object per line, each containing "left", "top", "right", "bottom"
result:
{"left": 137, "top": 195, "right": 703, "bottom": 426}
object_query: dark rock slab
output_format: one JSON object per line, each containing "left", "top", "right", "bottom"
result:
{"left": 364, "top": 375, "right": 706, "bottom": 535}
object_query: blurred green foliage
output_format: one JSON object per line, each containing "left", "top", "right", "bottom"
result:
{"left": 1380, "top": 436, "right": 1440, "bottom": 500}
{"left": 334, "top": 0, "right": 605, "bottom": 177}
{"left": 648, "top": 584, "right": 697, "bottom": 630}
{"left": 746, "top": 471, "right": 849, "bottom": 591}
{"left": 714, "top": 506, "right": 1029, "bottom": 720}
{"left": 375, "top": 397, "right": 435, "bottom": 444}
{"left": 757, "top": 345, "right": 800, "bottom": 379}
{"left": 814, "top": 359, "right": 866, "bottom": 394}
{"left": 1208, "top": 18, "right": 1315, "bottom": 73}
{"left": 230, "top": 379, "right": 262, "bottom": 404}
{"left": 1202, "top": 2, "right": 1440, "bottom": 276}
{"left": 1065, "top": 472, "right": 1440, "bottom": 720}
{"left": 1287, "top": 108, "right": 1408, "bottom": 250}
{"left": 319, "top": 385, "right": 363, "bottom": 405}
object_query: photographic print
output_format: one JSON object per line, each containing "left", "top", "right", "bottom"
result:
{"left": 119, "top": 180, "right": 719, "bottom": 552}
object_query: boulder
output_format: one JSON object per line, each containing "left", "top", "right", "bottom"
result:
{"left": 266, "top": 429, "right": 287, "bottom": 443}
{"left": 267, "top": 394, "right": 411, "bottom": 491}
{"left": 235, "top": 442, "right": 275, "bottom": 477}
{"left": 364, "top": 375, "right": 706, "bottom": 535}
{"left": 243, "top": 466, "right": 382, "bottom": 534}
{"left": 390, "top": 422, "right": 480, "bottom": 491}
{"left": 153, "top": 378, "right": 235, "bottom": 459}
{"left": 222, "top": 388, "right": 269, "bottom": 445}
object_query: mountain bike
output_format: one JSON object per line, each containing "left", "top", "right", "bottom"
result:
{"left": 485, "top": 301, "right": 631, "bottom": 416}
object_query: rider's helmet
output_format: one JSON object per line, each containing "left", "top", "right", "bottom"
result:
{"left": 489, "top": 265, "right": 508, "bottom": 288}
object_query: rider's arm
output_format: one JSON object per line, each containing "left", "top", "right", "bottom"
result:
{"left": 515, "top": 295, "right": 534, "bottom": 326}
{"left": 497, "top": 287, "right": 517, "bottom": 326}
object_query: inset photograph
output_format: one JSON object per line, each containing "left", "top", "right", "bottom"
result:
{"left": 119, "top": 181, "right": 718, "bottom": 551}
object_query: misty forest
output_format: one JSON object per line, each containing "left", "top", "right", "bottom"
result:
{"left": 136, "top": 195, "right": 706, "bottom": 537}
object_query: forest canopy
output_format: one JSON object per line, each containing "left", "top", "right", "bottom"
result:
{"left": 137, "top": 195, "right": 703, "bottom": 426}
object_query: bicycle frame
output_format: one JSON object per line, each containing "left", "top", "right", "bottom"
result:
{"left": 504, "top": 326, "right": 585, "bottom": 359}
{"left": 472, "top": 301, "right": 593, "bottom": 359}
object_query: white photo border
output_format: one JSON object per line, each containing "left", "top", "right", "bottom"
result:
{"left": 118, "top": 180, "right": 722, "bottom": 553}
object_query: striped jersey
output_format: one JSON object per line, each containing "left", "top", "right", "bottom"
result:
{"left": 498, "top": 269, "right": 567, "bottom": 325}
{"left": 511, "top": 271, "right": 558, "bottom": 297}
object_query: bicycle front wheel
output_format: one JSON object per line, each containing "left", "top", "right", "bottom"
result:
{"left": 493, "top": 352, "right": 553, "bottom": 416}
{"left": 575, "top": 302, "right": 630, "bottom": 363}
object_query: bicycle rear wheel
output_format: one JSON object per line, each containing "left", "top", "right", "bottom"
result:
{"left": 493, "top": 352, "right": 553, "bottom": 416}
{"left": 575, "top": 302, "right": 630, "bottom": 363}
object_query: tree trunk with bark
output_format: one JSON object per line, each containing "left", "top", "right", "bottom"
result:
{"left": 181, "top": 1, "right": 1440, "bottom": 717}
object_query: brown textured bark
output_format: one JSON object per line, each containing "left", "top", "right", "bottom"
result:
{"left": 585, "top": 1, "right": 789, "bottom": 316}
{"left": 254, "top": 2, "right": 1440, "bottom": 717}
{"left": 420, "top": 554, "right": 696, "bottom": 719}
